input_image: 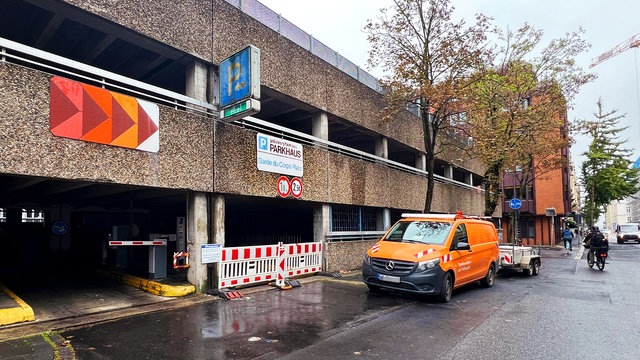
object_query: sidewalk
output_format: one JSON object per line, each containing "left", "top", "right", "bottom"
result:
{"left": 0, "top": 283, "right": 35, "bottom": 326}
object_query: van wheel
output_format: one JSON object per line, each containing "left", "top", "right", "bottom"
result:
{"left": 436, "top": 272, "right": 453, "bottom": 303}
{"left": 480, "top": 264, "right": 495, "bottom": 287}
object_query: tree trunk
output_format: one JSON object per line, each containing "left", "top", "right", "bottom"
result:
{"left": 421, "top": 100, "right": 435, "bottom": 214}
{"left": 484, "top": 160, "right": 503, "bottom": 216}
{"left": 424, "top": 155, "right": 435, "bottom": 213}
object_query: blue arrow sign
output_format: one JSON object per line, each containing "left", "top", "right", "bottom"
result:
{"left": 509, "top": 198, "right": 522, "bottom": 210}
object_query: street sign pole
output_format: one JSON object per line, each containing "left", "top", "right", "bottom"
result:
{"left": 509, "top": 198, "right": 522, "bottom": 245}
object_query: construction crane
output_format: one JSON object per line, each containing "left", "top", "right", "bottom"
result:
{"left": 590, "top": 32, "right": 640, "bottom": 68}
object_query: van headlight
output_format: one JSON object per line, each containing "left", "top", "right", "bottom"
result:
{"left": 417, "top": 258, "right": 440, "bottom": 271}
{"left": 364, "top": 255, "right": 372, "bottom": 266}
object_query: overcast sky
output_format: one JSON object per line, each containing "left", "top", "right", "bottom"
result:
{"left": 258, "top": 0, "right": 640, "bottom": 172}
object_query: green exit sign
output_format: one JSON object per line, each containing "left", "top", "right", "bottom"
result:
{"left": 220, "top": 98, "right": 260, "bottom": 122}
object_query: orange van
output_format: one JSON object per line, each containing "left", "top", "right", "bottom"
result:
{"left": 361, "top": 212, "right": 500, "bottom": 302}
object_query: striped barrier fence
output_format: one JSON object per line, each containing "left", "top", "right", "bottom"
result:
{"left": 218, "top": 242, "right": 322, "bottom": 289}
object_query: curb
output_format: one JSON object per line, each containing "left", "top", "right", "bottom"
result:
{"left": 0, "top": 283, "right": 35, "bottom": 326}
{"left": 97, "top": 270, "right": 196, "bottom": 297}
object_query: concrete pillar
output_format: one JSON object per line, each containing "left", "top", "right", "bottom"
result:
{"left": 446, "top": 165, "right": 454, "bottom": 179}
{"left": 186, "top": 60, "right": 209, "bottom": 115}
{"left": 48, "top": 206, "right": 71, "bottom": 251}
{"left": 377, "top": 208, "right": 391, "bottom": 231}
{"left": 415, "top": 154, "right": 427, "bottom": 171}
{"left": 313, "top": 204, "right": 330, "bottom": 242}
{"left": 375, "top": 136, "right": 388, "bottom": 159}
{"left": 211, "top": 194, "right": 225, "bottom": 289}
{"left": 312, "top": 111, "right": 329, "bottom": 141}
{"left": 312, "top": 112, "right": 329, "bottom": 241}
{"left": 186, "top": 60, "right": 208, "bottom": 101}
{"left": 186, "top": 192, "right": 209, "bottom": 293}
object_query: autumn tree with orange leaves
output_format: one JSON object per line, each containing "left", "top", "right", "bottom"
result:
{"left": 462, "top": 24, "right": 595, "bottom": 216}
{"left": 365, "top": 0, "right": 491, "bottom": 213}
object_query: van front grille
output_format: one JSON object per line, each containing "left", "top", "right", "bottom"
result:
{"left": 370, "top": 258, "right": 415, "bottom": 275}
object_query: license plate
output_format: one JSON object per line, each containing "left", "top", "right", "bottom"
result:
{"left": 378, "top": 274, "right": 400, "bottom": 283}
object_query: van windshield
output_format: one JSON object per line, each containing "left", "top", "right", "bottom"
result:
{"left": 384, "top": 221, "right": 452, "bottom": 245}
{"left": 619, "top": 224, "right": 639, "bottom": 232}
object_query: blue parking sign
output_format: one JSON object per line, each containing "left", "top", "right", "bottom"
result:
{"left": 219, "top": 46, "right": 260, "bottom": 108}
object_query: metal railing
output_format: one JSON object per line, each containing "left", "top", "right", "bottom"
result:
{"left": 325, "top": 231, "right": 386, "bottom": 242}
{"left": 237, "top": 116, "right": 485, "bottom": 192}
{"left": 225, "top": 0, "right": 382, "bottom": 93}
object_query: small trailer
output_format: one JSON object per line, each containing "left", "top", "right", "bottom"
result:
{"left": 498, "top": 244, "right": 541, "bottom": 276}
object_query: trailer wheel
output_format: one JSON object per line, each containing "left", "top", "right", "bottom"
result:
{"left": 532, "top": 259, "right": 540, "bottom": 276}
{"left": 524, "top": 261, "right": 534, "bottom": 277}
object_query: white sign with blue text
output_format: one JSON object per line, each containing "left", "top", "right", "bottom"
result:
{"left": 256, "top": 133, "right": 303, "bottom": 177}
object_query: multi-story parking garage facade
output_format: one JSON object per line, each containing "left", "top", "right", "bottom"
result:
{"left": 0, "top": 0, "right": 488, "bottom": 293}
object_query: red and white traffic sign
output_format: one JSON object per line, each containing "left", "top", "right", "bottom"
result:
{"left": 291, "top": 177, "right": 303, "bottom": 198}
{"left": 276, "top": 176, "right": 291, "bottom": 197}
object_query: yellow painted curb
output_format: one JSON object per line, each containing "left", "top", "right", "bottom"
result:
{"left": 0, "top": 283, "right": 35, "bottom": 326}
{"left": 98, "top": 270, "right": 195, "bottom": 297}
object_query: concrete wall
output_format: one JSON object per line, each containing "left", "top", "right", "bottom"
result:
{"left": 63, "top": 0, "right": 425, "bottom": 152}
{"left": 0, "top": 64, "right": 214, "bottom": 191}
{"left": 0, "top": 61, "right": 484, "bottom": 213}
{"left": 324, "top": 240, "right": 377, "bottom": 273}
{"left": 214, "top": 121, "right": 485, "bottom": 213}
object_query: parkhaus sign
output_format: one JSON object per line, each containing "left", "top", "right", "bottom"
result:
{"left": 256, "top": 133, "right": 303, "bottom": 177}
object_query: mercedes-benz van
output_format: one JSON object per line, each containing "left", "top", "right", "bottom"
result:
{"left": 362, "top": 212, "right": 500, "bottom": 302}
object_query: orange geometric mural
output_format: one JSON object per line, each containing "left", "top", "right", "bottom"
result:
{"left": 49, "top": 76, "right": 159, "bottom": 153}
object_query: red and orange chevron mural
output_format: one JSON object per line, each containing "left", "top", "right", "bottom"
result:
{"left": 49, "top": 76, "right": 159, "bottom": 153}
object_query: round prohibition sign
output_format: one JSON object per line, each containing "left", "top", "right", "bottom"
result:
{"left": 291, "top": 177, "right": 303, "bottom": 198}
{"left": 276, "top": 176, "right": 291, "bottom": 197}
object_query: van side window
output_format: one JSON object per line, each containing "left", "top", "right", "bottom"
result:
{"left": 451, "top": 224, "right": 468, "bottom": 250}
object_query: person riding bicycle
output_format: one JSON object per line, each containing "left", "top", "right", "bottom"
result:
{"left": 585, "top": 226, "right": 608, "bottom": 260}
{"left": 562, "top": 226, "right": 574, "bottom": 255}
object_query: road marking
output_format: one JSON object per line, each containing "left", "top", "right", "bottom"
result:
{"left": 574, "top": 245, "right": 585, "bottom": 260}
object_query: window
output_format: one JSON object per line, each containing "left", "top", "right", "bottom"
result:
{"left": 385, "top": 221, "right": 452, "bottom": 245}
{"left": 331, "top": 205, "right": 378, "bottom": 232}
{"left": 503, "top": 186, "right": 534, "bottom": 200}
{"left": 22, "top": 209, "right": 45, "bottom": 223}
{"left": 0, "top": 208, "right": 5, "bottom": 223}
{"left": 519, "top": 218, "right": 535, "bottom": 238}
{"left": 450, "top": 224, "right": 468, "bottom": 250}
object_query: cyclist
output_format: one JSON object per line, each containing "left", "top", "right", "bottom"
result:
{"left": 585, "top": 226, "right": 607, "bottom": 261}
{"left": 562, "top": 226, "right": 573, "bottom": 255}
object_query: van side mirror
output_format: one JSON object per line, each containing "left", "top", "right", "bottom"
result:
{"left": 456, "top": 242, "right": 471, "bottom": 251}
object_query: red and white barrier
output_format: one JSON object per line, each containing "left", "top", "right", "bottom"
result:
{"left": 173, "top": 251, "right": 190, "bottom": 269}
{"left": 283, "top": 242, "right": 322, "bottom": 278}
{"left": 109, "top": 240, "right": 166, "bottom": 246}
{"left": 218, "top": 242, "right": 322, "bottom": 289}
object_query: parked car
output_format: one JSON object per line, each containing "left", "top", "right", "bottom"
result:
{"left": 616, "top": 223, "right": 640, "bottom": 244}
{"left": 361, "top": 212, "right": 499, "bottom": 303}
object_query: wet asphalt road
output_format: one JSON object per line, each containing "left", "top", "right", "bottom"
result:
{"left": 3, "top": 242, "right": 640, "bottom": 359}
